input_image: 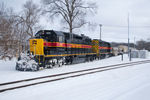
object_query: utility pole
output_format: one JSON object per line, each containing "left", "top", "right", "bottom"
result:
{"left": 99, "top": 24, "right": 102, "bottom": 40}
{"left": 134, "top": 37, "right": 136, "bottom": 49}
{"left": 128, "top": 13, "right": 132, "bottom": 61}
{"left": 128, "top": 13, "right": 130, "bottom": 57}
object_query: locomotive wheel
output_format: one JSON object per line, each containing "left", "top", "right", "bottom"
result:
{"left": 88, "top": 57, "right": 91, "bottom": 62}
{"left": 46, "top": 64, "right": 53, "bottom": 69}
{"left": 58, "top": 62, "right": 63, "bottom": 67}
{"left": 52, "top": 62, "right": 55, "bottom": 67}
{"left": 58, "top": 58, "right": 65, "bottom": 67}
{"left": 90, "top": 57, "right": 94, "bottom": 61}
{"left": 86, "top": 57, "right": 90, "bottom": 62}
{"left": 58, "top": 60, "right": 63, "bottom": 67}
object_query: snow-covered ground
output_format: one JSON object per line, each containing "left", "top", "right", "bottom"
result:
{"left": 0, "top": 54, "right": 150, "bottom": 100}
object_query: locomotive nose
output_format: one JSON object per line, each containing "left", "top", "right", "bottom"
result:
{"left": 29, "top": 39, "right": 44, "bottom": 55}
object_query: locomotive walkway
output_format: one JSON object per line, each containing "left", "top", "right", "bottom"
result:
{"left": 0, "top": 60, "right": 150, "bottom": 93}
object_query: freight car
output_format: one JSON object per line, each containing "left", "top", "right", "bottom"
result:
{"left": 16, "top": 30, "right": 112, "bottom": 71}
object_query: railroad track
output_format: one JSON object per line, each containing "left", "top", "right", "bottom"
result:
{"left": 0, "top": 60, "right": 150, "bottom": 93}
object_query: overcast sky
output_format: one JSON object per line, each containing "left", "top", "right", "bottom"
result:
{"left": 1, "top": 0, "right": 150, "bottom": 43}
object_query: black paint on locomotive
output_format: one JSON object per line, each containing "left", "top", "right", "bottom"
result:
{"left": 33, "top": 30, "right": 111, "bottom": 66}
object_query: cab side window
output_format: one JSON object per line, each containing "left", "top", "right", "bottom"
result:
{"left": 58, "top": 36, "right": 64, "bottom": 42}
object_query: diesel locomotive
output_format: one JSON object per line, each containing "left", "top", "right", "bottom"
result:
{"left": 16, "top": 30, "right": 112, "bottom": 71}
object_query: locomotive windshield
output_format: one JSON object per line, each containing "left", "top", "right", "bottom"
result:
{"left": 34, "top": 31, "right": 44, "bottom": 38}
{"left": 34, "top": 30, "right": 55, "bottom": 42}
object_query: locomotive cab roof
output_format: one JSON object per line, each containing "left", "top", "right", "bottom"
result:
{"left": 35, "top": 30, "right": 64, "bottom": 36}
{"left": 52, "top": 30, "right": 64, "bottom": 36}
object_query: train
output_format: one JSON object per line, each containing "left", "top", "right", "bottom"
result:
{"left": 16, "top": 30, "right": 112, "bottom": 71}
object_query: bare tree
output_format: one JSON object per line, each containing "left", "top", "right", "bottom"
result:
{"left": 42, "top": 0, "right": 96, "bottom": 35}
{"left": 0, "top": 1, "right": 42, "bottom": 59}
{"left": 12, "top": 0, "right": 42, "bottom": 55}
{"left": 0, "top": 3, "right": 19, "bottom": 59}
{"left": 136, "top": 40, "right": 150, "bottom": 51}
{"left": 19, "top": 0, "right": 42, "bottom": 38}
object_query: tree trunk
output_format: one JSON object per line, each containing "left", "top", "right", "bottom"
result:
{"left": 69, "top": 22, "right": 73, "bottom": 42}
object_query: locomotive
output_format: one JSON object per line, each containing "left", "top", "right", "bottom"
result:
{"left": 16, "top": 30, "right": 112, "bottom": 71}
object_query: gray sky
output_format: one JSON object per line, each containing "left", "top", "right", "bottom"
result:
{"left": 1, "top": 0, "right": 150, "bottom": 43}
